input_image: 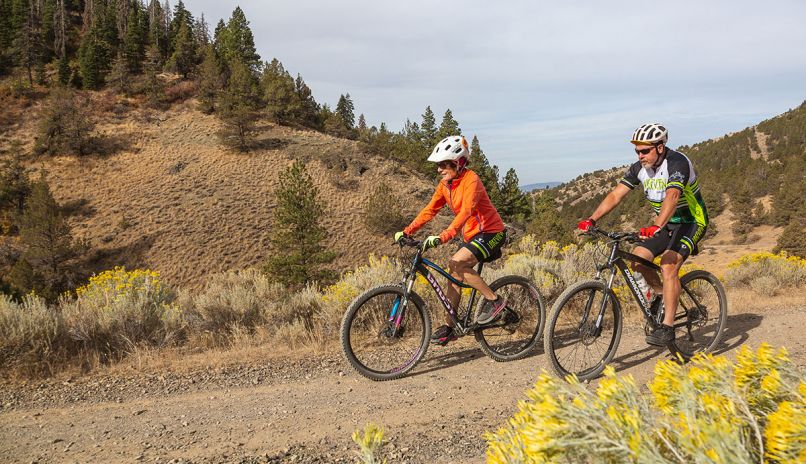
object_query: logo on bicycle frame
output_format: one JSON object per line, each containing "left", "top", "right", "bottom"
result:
{"left": 425, "top": 271, "right": 455, "bottom": 315}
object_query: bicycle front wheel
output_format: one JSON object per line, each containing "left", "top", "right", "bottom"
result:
{"left": 668, "top": 270, "right": 728, "bottom": 360}
{"left": 340, "top": 285, "right": 431, "bottom": 381}
{"left": 544, "top": 280, "right": 622, "bottom": 381}
{"left": 474, "top": 275, "right": 546, "bottom": 361}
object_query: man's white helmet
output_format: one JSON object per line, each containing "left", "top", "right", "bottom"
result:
{"left": 427, "top": 136, "right": 469, "bottom": 162}
{"left": 631, "top": 123, "right": 668, "bottom": 145}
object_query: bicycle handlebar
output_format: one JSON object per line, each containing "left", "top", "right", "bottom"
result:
{"left": 583, "top": 226, "right": 642, "bottom": 243}
{"left": 396, "top": 236, "right": 422, "bottom": 249}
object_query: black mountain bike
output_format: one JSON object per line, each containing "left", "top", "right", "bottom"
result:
{"left": 340, "top": 236, "right": 546, "bottom": 381}
{"left": 543, "top": 227, "right": 727, "bottom": 381}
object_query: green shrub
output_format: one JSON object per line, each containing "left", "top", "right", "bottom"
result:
{"left": 0, "top": 293, "right": 65, "bottom": 373}
{"left": 725, "top": 252, "right": 806, "bottom": 291}
{"left": 485, "top": 344, "right": 805, "bottom": 463}
{"left": 363, "top": 183, "right": 408, "bottom": 234}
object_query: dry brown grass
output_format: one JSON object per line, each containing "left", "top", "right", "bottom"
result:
{"left": 0, "top": 98, "right": 436, "bottom": 289}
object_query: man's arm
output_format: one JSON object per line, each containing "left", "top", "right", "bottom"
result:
{"left": 589, "top": 184, "right": 632, "bottom": 222}
{"left": 654, "top": 188, "right": 681, "bottom": 228}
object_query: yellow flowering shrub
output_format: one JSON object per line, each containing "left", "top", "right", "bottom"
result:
{"left": 352, "top": 423, "right": 387, "bottom": 464}
{"left": 486, "top": 344, "right": 805, "bottom": 463}
{"left": 61, "top": 267, "right": 181, "bottom": 357}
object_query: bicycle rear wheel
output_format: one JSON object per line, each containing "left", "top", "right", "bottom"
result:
{"left": 340, "top": 285, "right": 430, "bottom": 381}
{"left": 668, "top": 270, "right": 728, "bottom": 360}
{"left": 474, "top": 275, "right": 546, "bottom": 361}
{"left": 543, "top": 280, "right": 622, "bottom": 381}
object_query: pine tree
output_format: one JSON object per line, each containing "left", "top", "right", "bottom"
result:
{"left": 34, "top": 87, "right": 95, "bottom": 155}
{"left": 9, "top": 174, "right": 81, "bottom": 301}
{"left": 11, "top": 0, "right": 43, "bottom": 86}
{"left": 0, "top": 140, "right": 32, "bottom": 233}
{"left": 498, "top": 168, "right": 531, "bottom": 223}
{"left": 264, "top": 161, "right": 336, "bottom": 287}
{"left": 262, "top": 58, "right": 299, "bottom": 125}
{"left": 471, "top": 135, "right": 501, "bottom": 208}
{"left": 166, "top": 19, "right": 195, "bottom": 77}
{"left": 336, "top": 93, "right": 355, "bottom": 130}
{"left": 217, "top": 60, "right": 258, "bottom": 150}
{"left": 218, "top": 6, "right": 260, "bottom": 70}
{"left": 437, "top": 109, "right": 461, "bottom": 139}
{"left": 123, "top": 2, "right": 146, "bottom": 74}
{"left": 107, "top": 51, "right": 129, "bottom": 93}
{"left": 420, "top": 105, "right": 438, "bottom": 149}
{"left": 196, "top": 44, "right": 223, "bottom": 113}
{"left": 56, "top": 52, "right": 70, "bottom": 84}
{"left": 143, "top": 44, "right": 164, "bottom": 106}
{"left": 78, "top": 28, "right": 103, "bottom": 89}
{"left": 294, "top": 74, "right": 319, "bottom": 129}
{"left": 168, "top": 0, "right": 192, "bottom": 55}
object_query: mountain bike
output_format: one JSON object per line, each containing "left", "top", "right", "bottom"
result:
{"left": 340, "top": 236, "right": 546, "bottom": 381}
{"left": 543, "top": 227, "right": 727, "bottom": 381}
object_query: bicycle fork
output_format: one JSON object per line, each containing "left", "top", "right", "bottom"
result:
{"left": 579, "top": 270, "right": 618, "bottom": 338}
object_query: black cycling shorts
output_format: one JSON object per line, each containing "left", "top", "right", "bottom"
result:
{"left": 462, "top": 230, "right": 507, "bottom": 264}
{"left": 640, "top": 223, "right": 707, "bottom": 260}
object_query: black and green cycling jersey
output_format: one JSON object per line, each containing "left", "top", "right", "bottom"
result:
{"left": 620, "top": 149, "right": 709, "bottom": 227}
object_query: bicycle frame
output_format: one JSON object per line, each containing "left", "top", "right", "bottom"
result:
{"left": 393, "top": 239, "right": 484, "bottom": 335}
{"left": 588, "top": 229, "right": 707, "bottom": 335}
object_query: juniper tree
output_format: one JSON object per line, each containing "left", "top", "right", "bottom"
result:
{"left": 264, "top": 161, "right": 336, "bottom": 287}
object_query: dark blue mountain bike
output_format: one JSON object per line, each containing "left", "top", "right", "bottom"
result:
{"left": 340, "top": 236, "right": 546, "bottom": 381}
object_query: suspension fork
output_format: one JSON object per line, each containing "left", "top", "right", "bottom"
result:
{"left": 390, "top": 271, "right": 417, "bottom": 331}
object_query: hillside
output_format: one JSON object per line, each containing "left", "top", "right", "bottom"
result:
{"left": 531, "top": 101, "right": 806, "bottom": 256}
{"left": 3, "top": 92, "right": 443, "bottom": 288}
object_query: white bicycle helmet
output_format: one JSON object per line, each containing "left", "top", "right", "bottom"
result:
{"left": 631, "top": 123, "right": 668, "bottom": 145}
{"left": 427, "top": 136, "right": 469, "bottom": 162}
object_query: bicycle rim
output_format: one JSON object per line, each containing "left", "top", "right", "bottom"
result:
{"left": 341, "top": 285, "right": 430, "bottom": 381}
{"left": 475, "top": 275, "right": 545, "bottom": 361}
{"left": 669, "top": 271, "right": 728, "bottom": 359}
{"left": 545, "top": 281, "right": 622, "bottom": 381}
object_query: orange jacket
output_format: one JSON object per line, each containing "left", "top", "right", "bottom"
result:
{"left": 404, "top": 169, "right": 505, "bottom": 243}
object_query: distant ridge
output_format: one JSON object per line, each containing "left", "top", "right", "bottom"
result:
{"left": 520, "top": 181, "right": 561, "bottom": 192}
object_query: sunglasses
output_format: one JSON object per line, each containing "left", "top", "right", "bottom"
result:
{"left": 635, "top": 146, "right": 655, "bottom": 155}
{"left": 437, "top": 161, "right": 456, "bottom": 169}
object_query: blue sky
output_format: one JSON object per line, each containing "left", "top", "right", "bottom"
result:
{"left": 189, "top": 1, "right": 806, "bottom": 184}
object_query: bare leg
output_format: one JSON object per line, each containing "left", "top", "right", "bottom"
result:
{"left": 445, "top": 247, "right": 496, "bottom": 326}
{"left": 659, "top": 250, "right": 685, "bottom": 326}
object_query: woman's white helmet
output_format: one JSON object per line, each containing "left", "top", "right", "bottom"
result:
{"left": 631, "top": 123, "right": 668, "bottom": 145}
{"left": 428, "top": 136, "right": 469, "bottom": 162}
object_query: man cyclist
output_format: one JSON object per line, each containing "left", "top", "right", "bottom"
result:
{"left": 577, "top": 123, "right": 708, "bottom": 346}
{"left": 395, "top": 135, "right": 508, "bottom": 345}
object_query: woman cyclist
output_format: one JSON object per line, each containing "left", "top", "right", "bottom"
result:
{"left": 394, "top": 135, "right": 507, "bottom": 345}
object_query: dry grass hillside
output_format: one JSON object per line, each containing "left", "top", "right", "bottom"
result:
{"left": 7, "top": 92, "right": 441, "bottom": 288}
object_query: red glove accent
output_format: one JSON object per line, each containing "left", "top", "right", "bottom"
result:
{"left": 577, "top": 218, "right": 596, "bottom": 231}
{"left": 639, "top": 225, "right": 661, "bottom": 239}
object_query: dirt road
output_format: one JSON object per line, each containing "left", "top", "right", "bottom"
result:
{"left": 2, "top": 293, "right": 804, "bottom": 463}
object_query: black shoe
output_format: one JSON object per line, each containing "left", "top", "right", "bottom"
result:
{"left": 430, "top": 325, "right": 457, "bottom": 346}
{"left": 646, "top": 324, "right": 675, "bottom": 346}
{"left": 476, "top": 296, "right": 508, "bottom": 325}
